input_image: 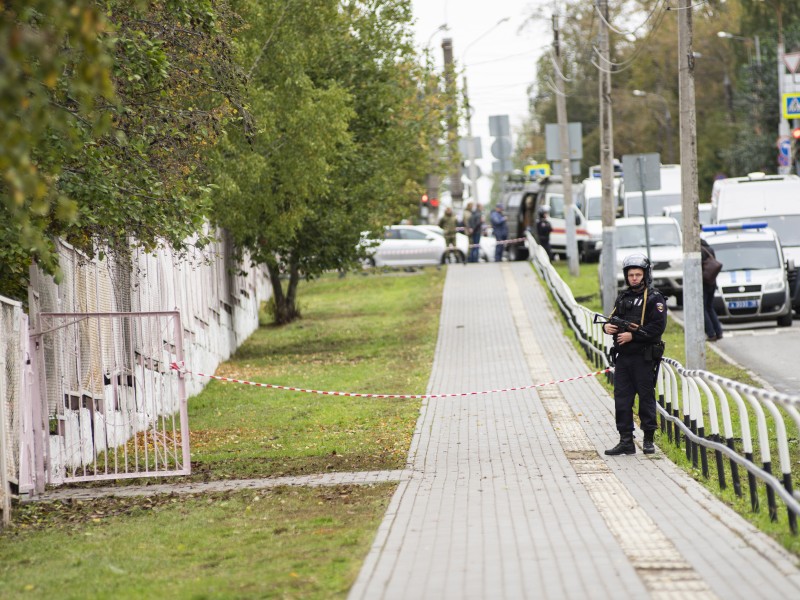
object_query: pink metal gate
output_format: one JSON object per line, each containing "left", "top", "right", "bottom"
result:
{"left": 29, "top": 311, "right": 190, "bottom": 486}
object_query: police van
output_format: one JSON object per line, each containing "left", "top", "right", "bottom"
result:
{"left": 702, "top": 223, "right": 795, "bottom": 327}
{"left": 710, "top": 172, "right": 800, "bottom": 315}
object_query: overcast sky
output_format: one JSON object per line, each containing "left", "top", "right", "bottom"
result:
{"left": 410, "top": 0, "right": 551, "bottom": 203}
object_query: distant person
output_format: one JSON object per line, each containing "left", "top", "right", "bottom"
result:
{"left": 490, "top": 204, "right": 509, "bottom": 262}
{"left": 438, "top": 206, "right": 458, "bottom": 247}
{"left": 438, "top": 206, "right": 461, "bottom": 263}
{"left": 468, "top": 203, "right": 484, "bottom": 263}
{"left": 463, "top": 202, "right": 474, "bottom": 238}
{"left": 701, "top": 236, "right": 724, "bottom": 341}
{"left": 536, "top": 206, "right": 553, "bottom": 260}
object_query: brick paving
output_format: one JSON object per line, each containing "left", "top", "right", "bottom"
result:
{"left": 348, "top": 262, "right": 800, "bottom": 600}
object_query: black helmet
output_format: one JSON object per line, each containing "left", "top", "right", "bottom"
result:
{"left": 622, "top": 253, "right": 652, "bottom": 287}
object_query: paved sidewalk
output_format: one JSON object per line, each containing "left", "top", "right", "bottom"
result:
{"left": 349, "top": 262, "right": 800, "bottom": 600}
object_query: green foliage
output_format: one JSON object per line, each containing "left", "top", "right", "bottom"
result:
{"left": 522, "top": 0, "right": 798, "bottom": 200}
{"left": 1, "top": 1, "right": 114, "bottom": 299}
{"left": 210, "top": 0, "right": 448, "bottom": 324}
{"left": 0, "top": 0, "right": 246, "bottom": 301}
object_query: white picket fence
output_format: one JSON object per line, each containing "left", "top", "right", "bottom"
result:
{"left": 0, "top": 228, "right": 270, "bottom": 515}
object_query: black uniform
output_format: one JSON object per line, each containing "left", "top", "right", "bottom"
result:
{"left": 609, "top": 285, "right": 667, "bottom": 434}
{"left": 536, "top": 217, "right": 553, "bottom": 259}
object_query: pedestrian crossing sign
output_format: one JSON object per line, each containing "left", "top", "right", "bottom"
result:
{"left": 782, "top": 93, "right": 800, "bottom": 119}
{"left": 524, "top": 163, "right": 551, "bottom": 180}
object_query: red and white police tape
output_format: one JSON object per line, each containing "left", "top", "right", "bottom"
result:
{"left": 169, "top": 362, "right": 611, "bottom": 399}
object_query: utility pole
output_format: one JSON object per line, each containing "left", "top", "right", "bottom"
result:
{"left": 553, "top": 11, "right": 579, "bottom": 276}
{"left": 597, "top": 0, "right": 616, "bottom": 315}
{"left": 678, "top": 0, "right": 704, "bottom": 369}
{"left": 442, "top": 38, "right": 463, "bottom": 210}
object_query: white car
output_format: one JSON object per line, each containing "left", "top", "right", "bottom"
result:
{"left": 704, "top": 224, "right": 794, "bottom": 327}
{"left": 419, "top": 225, "right": 472, "bottom": 261}
{"left": 599, "top": 216, "right": 684, "bottom": 305}
{"left": 360, "top": 225, "right": 465, "bottom": 267}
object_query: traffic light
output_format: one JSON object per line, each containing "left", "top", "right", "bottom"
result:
{"left": 421, "top": 193, "right": 429, "bottom": 205}
{"left": 430, "top": 198, "right": 439, "bottom": 208}
{"left": 794, "top": 129, "right": 800, "bottom": 168}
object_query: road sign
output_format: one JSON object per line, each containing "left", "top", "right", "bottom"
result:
{"left": 781, "top": 93, "right": 800, "bottom": 119}
{"left": 778, "top": 136, "right": 791, "bottom": 167}
{"left": 458, "top": 137, "right": 482, "bottom": 160}
{"left": 621, "top": 153, "right": 661, "bottom": 192}
{"left": 545, "top": 122, "right": 583, "bottom": 161}
{"left": 524, "top": 163, "right": 551, "bottom": 179}
{"left": 489, "top": 115, "right": 510, "bottom": 137}
{"left": 784, "top": 52, "right": 800, "bottom": 74}
{"left": 491, "top": 137, "right": 512, "bottom": 159}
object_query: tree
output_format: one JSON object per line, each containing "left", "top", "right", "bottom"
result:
{"left": 211, "top": 0, "right": 447, "bottom": 324}
{"left": 1, "top": 1, "right": 114, "bottom": 300}
{"left": 0, "top": 0, "right": 246, "bottom": 301}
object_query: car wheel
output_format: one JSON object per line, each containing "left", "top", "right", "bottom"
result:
{"left": 777, "top": 310, "right": 793, "bottom": 327}
{"left": 361, "top": 257, "right": 376, "bottom": 268}
{"left": 673, "top": 292, "right": 684, "bottom": 307}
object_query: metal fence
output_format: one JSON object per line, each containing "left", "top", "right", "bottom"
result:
{"left": 11, "top": 231, "right": 270, "bottom": 496}
{"left": 31, "top": 311, "right": 189, "bottom": 484}
{"left": 1, "top": 295, "right": 26, "bottom": 525}
{"left": 526, "top": 231, "right": 800, "bottom": 534}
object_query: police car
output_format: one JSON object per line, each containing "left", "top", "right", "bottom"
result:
{"left": 702, "top": 223, "right": 795, "bottom": 327}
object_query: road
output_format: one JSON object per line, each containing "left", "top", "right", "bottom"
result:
{"left": 670, "top": 306, "right": 800, "bottom": 396}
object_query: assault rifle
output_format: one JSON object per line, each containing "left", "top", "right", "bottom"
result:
{"left": 592, "top": 313, "right": 640, "bottom": 332}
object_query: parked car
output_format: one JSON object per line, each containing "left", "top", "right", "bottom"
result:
{"left": 661, "top": 203, "right": 712, "bottom": 231}
{"left": 703, "top": 223, "right": 794, "bottom": 327}
{"left": 360, "top": 225, "right": 464, "bottom": 267}
{"left": 598, "top": 216, "right": 684, "bottom": 306}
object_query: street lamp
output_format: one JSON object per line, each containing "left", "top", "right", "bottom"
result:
{"left": 426, "top": 23, "right": 449, "bottom": 49}
{"left": 461, "top": 17, "right": 510, "bottom": 205}
{"left": 717, "top": 31, "right": 761, "bottom": 67}
{"left": 632, "top": 90, "right": 674, "bottom": 164}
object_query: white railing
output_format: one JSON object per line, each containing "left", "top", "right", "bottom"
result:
{"left": 526, "top": 231, "right": 800, "bottom": 534}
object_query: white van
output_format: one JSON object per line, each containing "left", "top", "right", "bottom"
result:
{"left": 622, "top": 164, "right": 682, "bottom": 218}
{"left": 710, "top": 172, "right": 800, "bottom": 314}
{"left": 581, "top": 174, "right": 622, "bottom": 262}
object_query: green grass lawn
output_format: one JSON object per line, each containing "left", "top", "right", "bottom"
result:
{"left": 549, "top": 259, "right": 800, "bottom": 554}
{"left": 1, "top": 267, "right": 445, "bottom": 599}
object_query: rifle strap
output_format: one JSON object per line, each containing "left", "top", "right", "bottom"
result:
{"left": 640, "top": 288, "right": 647, "bottom": 327}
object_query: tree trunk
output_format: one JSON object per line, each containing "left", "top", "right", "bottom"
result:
{"left": 265, "top": 261, "right": 302, "bottom": 325}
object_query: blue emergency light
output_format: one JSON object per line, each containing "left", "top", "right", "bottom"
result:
{"left": 702, "top": 222, "right": 768, "bottom": 232}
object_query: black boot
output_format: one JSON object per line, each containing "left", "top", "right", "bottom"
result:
{"left": 643, "top": 430, "right": 655, "bottom": 455}
{"left": 605, "top": 432, "right": 635, "bottom": 456}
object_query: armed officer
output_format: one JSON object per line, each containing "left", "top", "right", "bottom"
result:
{"left": 602, "top": 254, "right": 667, "bottom": 456}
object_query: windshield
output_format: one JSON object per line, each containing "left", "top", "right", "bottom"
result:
{"left": 617, "top": 223, "right": 681, "bottom": 248}
{"left": 712, "top": 240, "right": 780, "bottom": 271}
{"left": 585, "top": 197, "right": 602, "bottom": 220}
{"left": 721, "top": 216, "right": 800, "bottom": 247}
{"left": 625, "top": 193, "right": 682, "bottom": 217}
